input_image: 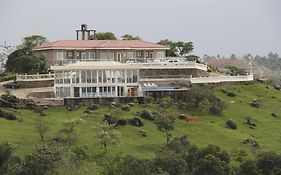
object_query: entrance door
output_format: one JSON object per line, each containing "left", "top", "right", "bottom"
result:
{"left": 117, "top": 52, "right": 122, "bottom": 62}
{"left": 74, "top": 87, "right": 80, "bottom": 97}
{"left": 117, "top": 86, "right": 124, "bottom": 97}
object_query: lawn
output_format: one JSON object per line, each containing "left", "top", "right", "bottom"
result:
{"left": 1, "top": 82, "right": 281, "bottom": 172}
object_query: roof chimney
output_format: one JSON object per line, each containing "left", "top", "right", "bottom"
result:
{"left": 76, "top": 24, "right": 95, "bottom": 40}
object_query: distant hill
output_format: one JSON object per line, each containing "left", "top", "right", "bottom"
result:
{"left": 206, "top": 58, "right": 249, "bottom": 70}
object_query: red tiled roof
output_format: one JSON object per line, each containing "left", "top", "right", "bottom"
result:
{"left": 34, "top": 40, "right": 169, "bottom": 50}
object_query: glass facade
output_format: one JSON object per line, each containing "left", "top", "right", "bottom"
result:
{"left": 54, "top": 69, "right": 140, "bottom": 98}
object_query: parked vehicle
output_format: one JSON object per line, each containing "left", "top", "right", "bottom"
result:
{"left": 3, "top": 82, "right": 19, "bottom": 89}
{"left": 164, "top": 59, "right": 179, "bottom": 65}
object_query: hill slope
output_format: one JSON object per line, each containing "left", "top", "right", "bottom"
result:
{"left": 1, "top": 82, "right": 281, "bottom": 166}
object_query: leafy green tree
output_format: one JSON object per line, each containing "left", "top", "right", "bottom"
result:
{"left": 225, "top": 65, "right": 247, "bottom": 76}
{"left": 154, "top": 115, "right": 175, "bottom": 143}
{"left": 192, "top": 154, "right": 231, "bottom": 175}
{"left": 0, "top": 142, "right": 21, "bottom": 175}
{"left": 157, "top": 39, "right": 177, "bottom": 57}
{"left": 238, "top": 160, "right": 260, "bottom": 175}
{"left": 20, "top": 143, "right": 62, "bottom": 175}
{"left": 118, "top": 155, "right": 151, "bottom": 175}
{"left": 5, "top": 36, "right": 47, "bottom": 74}
{"left": 58, "top": 118, "right": 84, "bottom": 146}
{"left": 156, "top": 136, "right": 190, "bottom": 157}
{"left": 151, "top": 155, "right": 189, "bottom": 175}
{"left": 91, "top": 32, "right": 117, "bottom": 40}
{"left": 21, "top": 35, "right": 47, "bottom": 49}
{"left": 174, "top": 41, "right": 194, "bottom": 57}
{"left": 64, "top": 145, "right": 90, "bottom": 175}
{"left": 121, "top": 34, "right": 141, "bottom": 40}
{"left": 186, "top": 145, "right": 231, "bottom": 174}
{"left": 157, "top": 39, "right": 194, "bottom": 57}
{"left": 35, "top": 117, "right": 49, "bottom": 145}
{"left": 256, "top": 152, "right": 281, "bottom": 175}
{"left": 93, "top": 122, "right": 121, "bottom": 151}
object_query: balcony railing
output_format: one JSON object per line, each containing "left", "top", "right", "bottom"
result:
{"left": 53, "top": 58, "right": 208, "bottom": 71}
{"left": 16, "top": 73, "right": 55, "bottom": 81}
{"left": 190, "top": 74, "right": 254, "bottom": 84}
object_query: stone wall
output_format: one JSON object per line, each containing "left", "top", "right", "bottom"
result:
{"left": 64, "top": 97, "right": 145, "bottom": 106}
{"left": 16, "top": 80, "right": 53, "bottom": 88}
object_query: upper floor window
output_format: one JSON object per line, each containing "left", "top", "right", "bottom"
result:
{"left": 127, "top": 52, "right": 133, "bottom": 58}
{"left": 81, "top": 52, "right": 87, "bottom": 60}
{"left": 56, "top": 52, "right": 64, "bottom": 60}
{"left": 68, "top": 52, "right": 73, "bottom": 57}
{"left": 89, "top": 52, "right": 95, "bottom": 60}
{"left": 157, "top": 52, "right": 164, "bottom": 58}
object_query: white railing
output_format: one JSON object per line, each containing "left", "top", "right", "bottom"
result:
{"left": 190, "top": 74, "right": 254, "bottom": 84}
{"left": 140, "top": 61, "right": 208, "bottom": 71}
{"left": 54, "top": 59, "right": 102, "bottom": 65}
{"left": 16, "top": 73, "right": 55, "bottom": 81}
{"left": 53, "top": 58, "right": 208, "bottom": 71}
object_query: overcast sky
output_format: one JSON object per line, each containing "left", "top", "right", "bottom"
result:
{"left": 0, "top": 0, "right": 280, "bottom": 57}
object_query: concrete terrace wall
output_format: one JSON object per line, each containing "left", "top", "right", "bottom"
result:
{"left": 191, "top": 75, "right": 254, "bottom": 84}
{"left": 140, "top": 69, "right": 208, "bottom": 79}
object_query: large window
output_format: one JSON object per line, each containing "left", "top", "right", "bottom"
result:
{"left": 81, "top": 70, "right": 86, "bottom": 83}
{"left": 81, "top": 52, "right": 87, "bottom": 60}
{"left": 56, "top": 52, "right": 64, "bottom": 60}
{"left": 86, "top": 70, "right": 92, "bottom": 83}
{"left": 89, "top": 52, "right": 95, "bottom": 60}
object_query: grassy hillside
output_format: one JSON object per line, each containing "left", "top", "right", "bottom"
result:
{"left": 1, "top": 82, "right": 281, "bottom": 171}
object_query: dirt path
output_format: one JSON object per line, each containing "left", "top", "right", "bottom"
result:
{"left": 0, "top": 81, "right": 63, "bottom": 106}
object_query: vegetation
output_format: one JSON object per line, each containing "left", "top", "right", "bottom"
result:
{"left": 121, "top": 34, "right": 141, "bottom": 40}
{"left": 91, "top": 32, "right": 117, "bottom": 40}
{"left": 225, "top": 65, "right": 247, "bottom": 76}
{"left": 1, "top": 83, "right": 281, "bottom": 174}
{"left": 157, "top": 39, "right": 194, "bottom": 57}
{"left": 5, "top": 35, "right": 47, "bottom": 74}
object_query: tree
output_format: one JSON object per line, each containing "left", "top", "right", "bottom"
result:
{"left": 93, "top": 122, "right": 121, "bottom": 151}
{"left": 35, "top": 117, "right": 49, "bottom": 145}
{"left": 157, "top": 39, "right": 177, "bottom": 57}
{"left": 121, "top": 34, "right": 141, "bottom": 40}
{"left": 91, "top": 32, "right": 117, "bottom": 40}
{"left": 58, "top": 118, "right": 84, "bottom": 146}
{"left": 21, "top": 35, "right": 47, "bottom": 49}
{"left": 0, "top": 41, "right": 15, "bottom": 63}
{"left": 154, "top": 115, "right": 175, "bottom": 143}
{"left": 64, "top": 145, "right": 90, "bottom": 175}
{"left": 0, "top": 142, "right": 21, "bottom": 175}
{"left": 174, "top": 41, "right": 194, "bottom": 57}
{"left": 157, "top": 39, "right": 194, "bottom": 57}
{"left": 256, "top": 152, "right": 281, "bottom": 175}
{"left": 5, "top": 35, "right": 47, "bottom": 74}
{"left": 192, "top": 154, "right": 231, "bottom": 175}
{"left": 20, "top": 143, "right": 62, "bottom": 175}
{"left": 225, "top": 65, "right": 247, "bottom": 76}
{"left": 238, "top": 160, "right": 259, "bottom": 175}
{"left": 186, "top": 145, "right": 231, "bottom": 175}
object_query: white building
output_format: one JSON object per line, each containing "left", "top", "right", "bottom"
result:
{"left": 51, "top": 61, "right": 142, "bottom": 98}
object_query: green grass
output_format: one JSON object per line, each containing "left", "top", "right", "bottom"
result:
{"left": 1, "top": 82, "right": 281, "bottom": 172}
